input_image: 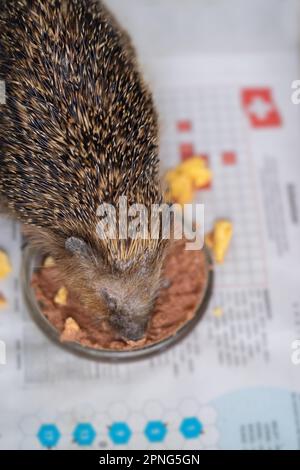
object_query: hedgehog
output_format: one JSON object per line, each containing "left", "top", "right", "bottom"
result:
{"left": 0, "top": 0, "right": 168, "bottom": 341}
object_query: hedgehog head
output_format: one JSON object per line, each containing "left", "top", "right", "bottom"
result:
{"left": 25, "top": 226, "right": 167, "bottom": 341}
{"left": 63, "top": 235, "right": 167, "bottom": 341}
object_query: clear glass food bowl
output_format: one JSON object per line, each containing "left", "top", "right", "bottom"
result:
{"left": 21, "top": 244, "right": 213, "bottom": 362}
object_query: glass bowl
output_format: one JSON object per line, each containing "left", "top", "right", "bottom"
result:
{"left": 21, "top": 244, "right": 213, "bottom": 362}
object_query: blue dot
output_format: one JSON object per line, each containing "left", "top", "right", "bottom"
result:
{"left": 73, "top": 423, "right": 96, "bottom": 446}
{"left": 109, "top": 422, "right": 132, "bottom": 445}
{"left": 180, "top": 417, "right": 203, "bottom": 439}
{"left": 144, "top": 421, "right": 167, "bottom": 443}
{"left": 37, "top": 424, "right": 61, "bottom": 448}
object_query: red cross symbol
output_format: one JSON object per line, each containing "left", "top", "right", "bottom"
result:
{"left": 241, "top": 88, "right": 282, "bottom": 128}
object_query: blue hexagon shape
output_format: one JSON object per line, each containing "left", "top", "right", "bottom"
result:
{"left": 180, "top": 417, "right": 203, "bottom": 439}
{"left": 144, "top": 421, "right": 167, "bottom": 443}
{"left": 37, "top": 424, "right": 61, "bottom": 448}
{"left": 109, "top": 422, "right": 132, "bottom": 445}
{"left": 73, "top": 423, "right": 96, "bottom": 446}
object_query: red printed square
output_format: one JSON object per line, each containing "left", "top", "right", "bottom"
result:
{"left": 177, "top": 120, "right": 192, "bottom": 132}
{"left": 222, "top": 151, "right": 237, "bottom": 165}
{"left": 241, "top": 88, "right": 282, "bottom": 128}
{"left": 179, "top": 143, "right": 194, "bottom": 161}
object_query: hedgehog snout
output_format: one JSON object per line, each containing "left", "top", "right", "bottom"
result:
{"left": 109, "top": 312, "right": 149, "bottom": 342}
{"left": 101, "top": 288, "right": 151, "bottom": 341}
{"left": 104, "top": 252, "right": 166, "bottom": 341}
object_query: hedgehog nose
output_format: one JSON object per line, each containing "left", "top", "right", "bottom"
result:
{"left": 123, "top": 327, "right": 145, "bottom": 341}
{"left": 119, "top": 321, "right": 147, "bottom": 342}
{"left": 109, "top": 315, "right": 148, "bottom": 341}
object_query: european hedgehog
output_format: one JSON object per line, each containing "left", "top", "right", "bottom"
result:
{"left": 0, "top": 0, "right": 168, "bottom": 341}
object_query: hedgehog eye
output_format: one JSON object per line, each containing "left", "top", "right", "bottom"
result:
{"left": 101, "top": 288, "right": 118, "bottom": 310}
{"left": 65, "top": 236, "right": 91, "bottom": 259}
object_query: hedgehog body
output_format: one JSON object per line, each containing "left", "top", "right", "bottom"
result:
{"left": 0, "top": 0, "right": 166, "bottom": 340}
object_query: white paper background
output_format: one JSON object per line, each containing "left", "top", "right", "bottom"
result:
{"left": 0, "top": 0, "right": 300, "bottom": 450}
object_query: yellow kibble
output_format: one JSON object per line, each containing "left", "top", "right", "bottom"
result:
{"left": 54, "top": 287, "right": 68, "bottom": 306}
{"left": 179, "top": 157, "right": 211, "bottom": 188}
{"left": 193, "top": 167, "right": 212, "bottom": 188}
{"left": 165, "top": 167, "right": 197, "bottom": 204}
{"left": 43, "top": 256, "right": 56, "bottom": 268}
{"left": 165, "top": 168, "right": 180, "bottom": 184}
{"left": 64, "top": 317, "right": 80, "bottom": 333}
{"left": 180, "top": 156, "right": 207, "bottom": 175}
{"left": 213, "top": 306, "right": 223, "bottom": 318}
{"left": 60, "top": 317, "right": 81, "bottom": 343}
{"left": 205, "top": 219, "right": 233, "bottom": 263}
{"left": 0, "top": 250, "right": 12, "bottom": 280}
{"left": 168, "top": 173, "right": 194, "bottom": 205}
{"left": 213, "top": 219, "right": 233, "bottom": 263}
{"left": 165, "top": 156, "right": 212, "bottom": 203}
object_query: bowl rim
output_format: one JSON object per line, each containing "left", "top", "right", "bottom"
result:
{"left": 21, "top": 243, "right": 214, "bottom": 362}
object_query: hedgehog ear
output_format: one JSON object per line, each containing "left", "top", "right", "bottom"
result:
{"left": 65, "top": 237, "right": 91, "bottom": 259}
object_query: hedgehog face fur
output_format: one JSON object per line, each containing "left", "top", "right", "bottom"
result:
{"left": 65, "top": 236, "right": 166, "bottom": 341}
{"left": 0, "top": 0, "right": 168, "bottom": 340}
{"left": 24, "top": 225, "right": 167, "bottom": 341}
